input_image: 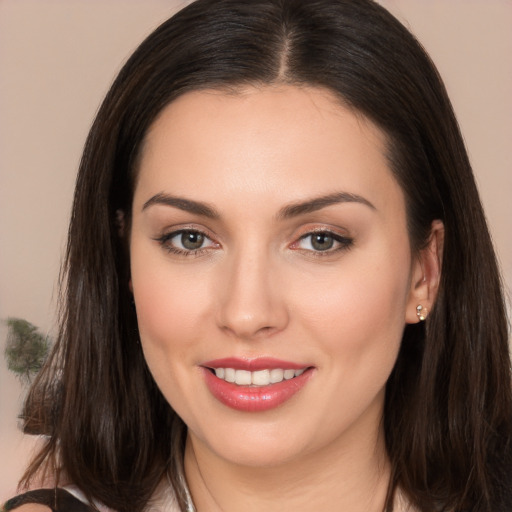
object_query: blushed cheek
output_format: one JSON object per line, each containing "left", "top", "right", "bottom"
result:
{"left": 133, "top": 277, "right": 209, "bottom": 410}
{"left": 130, "top": 244, "right": 208, "bottom": 362}
{"left": 294, "top": 255, "right": 410, "bottom": 362}
{"left": 136, "top": 280, "right": 202, "bottom": 354}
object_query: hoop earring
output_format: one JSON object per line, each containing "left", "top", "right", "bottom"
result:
{"left": 416, "top": 304, "right": 428, "bottom": 321}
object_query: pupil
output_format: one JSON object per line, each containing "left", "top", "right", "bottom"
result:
{"left": 181, "top": 231, "right": 204, "bottom": 250}
{"left": 312, "top": 233, "right": 333, "bottom": 251}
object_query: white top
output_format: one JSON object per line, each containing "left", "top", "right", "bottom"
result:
{"left": 63, "top": 482, "right": 188, "bottom": 512}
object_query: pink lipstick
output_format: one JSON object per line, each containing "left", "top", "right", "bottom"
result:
{"left": 201, "top": 357, "right": 314, "bottom": 412}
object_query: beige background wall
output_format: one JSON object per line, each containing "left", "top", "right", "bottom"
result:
{"left": 1, "top": 0, "right": 511, "bottom": 500}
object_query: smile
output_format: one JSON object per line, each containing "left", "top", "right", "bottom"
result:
{"left": 201, "top": 358, "right": 314, "bottom": 412}
{"left": 212, "top": 368, "right": 306, "bottom": 386}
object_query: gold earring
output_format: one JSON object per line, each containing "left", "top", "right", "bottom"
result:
{"left": 416, "top": 304, "right": 428, "bottom": 321}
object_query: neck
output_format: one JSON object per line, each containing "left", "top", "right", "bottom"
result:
{"left": 183, "top": 419, "right": 391, "bottom": 512}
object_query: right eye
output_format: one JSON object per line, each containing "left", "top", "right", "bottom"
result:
{"left": 156, "top": 229, "right": 217, "bottom": 256}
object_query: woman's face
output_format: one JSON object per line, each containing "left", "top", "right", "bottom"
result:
{"left": 130, "top": 85, "right": 424, "bottom": 467}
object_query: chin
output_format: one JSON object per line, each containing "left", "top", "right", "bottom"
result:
{"left": 217, "top": 442, "right": 308, "bottom": 469}
{"left": 188, "top": 417, "right": 323, "bottom": 469}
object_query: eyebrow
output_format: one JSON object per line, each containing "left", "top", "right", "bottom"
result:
{"left": 142, "top": 190, "right": 375, "bottom": 219}
{"left": 142, "top": 193, "right": 220, "bottom": 218}
{"left": 276, "top": 191, "right": 375, "bottom": 219}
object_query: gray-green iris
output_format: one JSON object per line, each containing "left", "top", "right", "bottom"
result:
{"left": 311, "top": 233, "right": 334, "bottom": 251}
{"left": 182, "top": 231, "right": 204, "bottom": 250}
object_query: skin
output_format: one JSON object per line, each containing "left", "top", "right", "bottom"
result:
{"left": 129, "top": 85, "right": 442, "bottom": 512}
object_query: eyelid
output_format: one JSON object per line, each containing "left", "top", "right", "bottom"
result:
{"left": 291, "top": 224, "right": 352, "bottom": 242}
{"left": 154, "top": 223, "right": 217, "bottom": 240}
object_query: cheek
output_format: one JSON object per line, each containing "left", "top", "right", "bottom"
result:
{"left": 130, "top": 245, "right": 212, "bottom": 362}
{"left": 291, "top": 244, "right": 411, "bottom": 366}
{"left": 130, "top": 251, "right": 215, "bottom": 415}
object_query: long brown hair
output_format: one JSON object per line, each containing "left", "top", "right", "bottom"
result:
{"left": 21, "top": 1, "right": 512, "bottom": 511}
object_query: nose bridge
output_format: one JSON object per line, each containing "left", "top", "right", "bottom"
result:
{"left": 216, "top": 242, "right": 288, "bottom": 339}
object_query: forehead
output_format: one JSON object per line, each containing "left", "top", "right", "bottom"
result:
{"left": 134, "top": 85, "right": 403, "bottom": 216}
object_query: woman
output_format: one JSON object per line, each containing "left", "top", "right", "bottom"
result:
{"left": 5, "top": 0, "right": 511, "bottom": 511}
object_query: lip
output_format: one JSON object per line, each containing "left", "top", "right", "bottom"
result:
{"left": 201, "top": 358, "right": 314, "bottom": 412}
{"left": 202, "top": 357, "right": 307, "bottom": 371}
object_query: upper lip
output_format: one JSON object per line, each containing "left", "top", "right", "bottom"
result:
{"left": 201, "top": 357, "right": 311, "bottom": 372}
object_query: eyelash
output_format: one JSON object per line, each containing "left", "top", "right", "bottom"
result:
{"left": 154, "top": 228, "right": 354, "bottom": 257}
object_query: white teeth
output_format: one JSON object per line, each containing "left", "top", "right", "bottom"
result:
{"left": 224, "top": 368, "right": 236, "bottom": 383}
{"left": 283, "top": 369, "right": 295, "bottom": 380}
{"left": 235, "top": 370, "right": 252, "bottom": 386}
{"left": 269, "top": 368, "right": 284, "bottom": 383}
{"left": 252, "top": 369, "right": 270, "bottom": 386}
{"left": 212, "top": 367, "right": 307, "bottom": 386}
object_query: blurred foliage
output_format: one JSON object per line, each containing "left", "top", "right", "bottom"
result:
{"left": 4, "top": 317, "right": 51, "bottom": 385}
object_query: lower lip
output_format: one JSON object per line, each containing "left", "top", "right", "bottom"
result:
{"left": 202, "top": 368, "right": 313, "bottom": 412}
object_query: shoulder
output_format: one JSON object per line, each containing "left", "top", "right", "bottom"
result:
{"left": 4, "top": 484, "right": 182, "bottom": 512}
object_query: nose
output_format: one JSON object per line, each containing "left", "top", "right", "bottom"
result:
{"left": 216, "top": 249, "right": 289, "bottom": 340}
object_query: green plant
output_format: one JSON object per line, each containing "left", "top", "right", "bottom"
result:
{"left": 4, "top": 317, "right": 51, "bottom": 385}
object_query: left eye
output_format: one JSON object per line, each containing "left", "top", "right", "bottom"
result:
{"left": 296, "top": 232, "right": 352, "bottom": 252}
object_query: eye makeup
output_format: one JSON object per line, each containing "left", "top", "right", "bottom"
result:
{"left": 293, "top": 230, "right": 353, "bottom": 254}
{"left": 153, "top": 224, "right": 354, "bottom": 260}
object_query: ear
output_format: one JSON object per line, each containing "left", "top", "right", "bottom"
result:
{"left": 405, "top": 220, "right": 444, "bottom": 324}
